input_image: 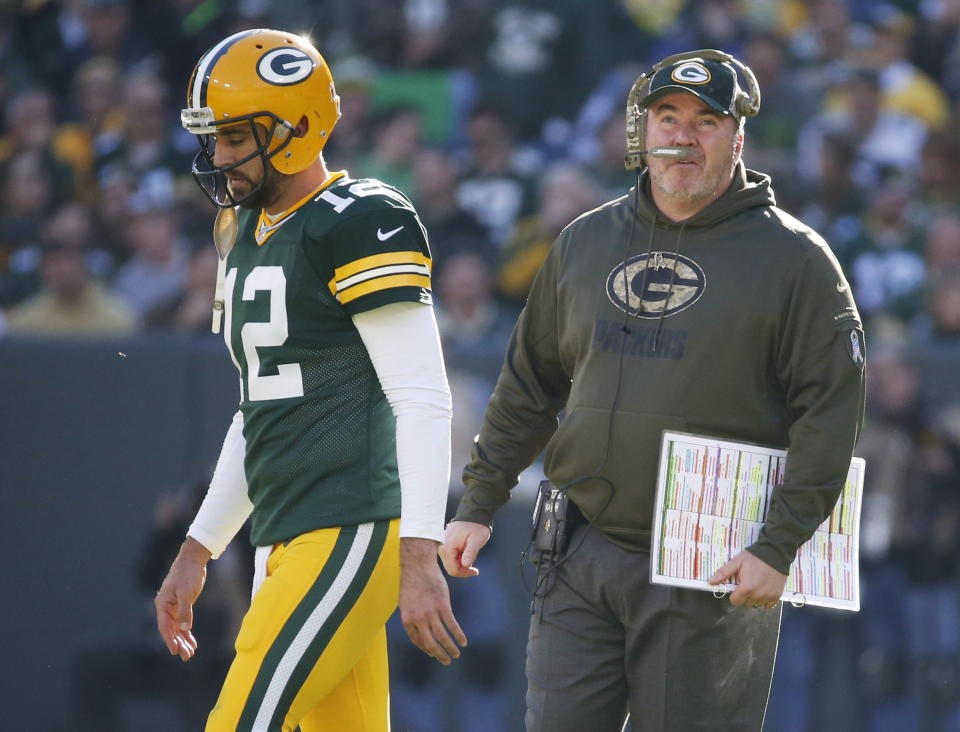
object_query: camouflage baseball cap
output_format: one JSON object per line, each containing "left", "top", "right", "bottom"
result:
{"left": 640, "top": 57, "right": 742, "bottom": 118}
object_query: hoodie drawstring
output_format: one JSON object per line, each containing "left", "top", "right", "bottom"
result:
{"left": 651, "top": 221, "right": 686, "bottom": 353}
{"left": 627, "top": 208, "right": 658, "bottom": 335}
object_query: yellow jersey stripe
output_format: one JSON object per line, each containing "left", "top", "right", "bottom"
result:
{"left": 337, "top": 274, "right": 432, "bottom": 304}
{"left": 338, "top": 263, "right": 431, "bottom": 291}
{"left": 328, "top": 251, "right": 431, "bottom": 293}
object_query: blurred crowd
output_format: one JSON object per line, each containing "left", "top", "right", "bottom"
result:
{"left": 4, "top": 0, "right": 960, "bottom": 729}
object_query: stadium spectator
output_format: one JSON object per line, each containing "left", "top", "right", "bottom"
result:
{"left": 67, "top": 0, "right": 155, "bottom": 78}
{"left": 915, "top": 129, "right": 960, "bottom": 214}
{"left": 93, "top": 68, "right": 193, "bottom": 184}
{"left": 565, "top": 63, "right": 643, "bottom": 190}
{"left": 435, "top": 249, "right": 515, "bottom": 387}
{"left": 794, "top": 132, "right": 867, "bottom": 256}
{"left": 3, "top": 231, "right": 135, "bottom": 337}
{"left": 456, "top": 101, "right": 538, "bottom": 248}
{"left": 645, "top": 0, "right": 752, "bottom": 62}
{"left": 494, "top": 160, "right": 604, "bottom": 305}
{"left": 471, "top": 0, "right": 605, "bottom": 142}
{"left": 868, "top": 3, "right": 950, "bottom": 131}
{"left": 140, "top": 0, "right": 236, "bottom": 97}
{"left": 90, "top": 164, "right": 136, "bottom": 265}
{"left": 846, "top": 326, "right": 925, "bottom": 731}
{"left": 856, "top": 325, "right": 960, "bottom": 730}
{"left": 911, "top": 0, "right": 960, "bottom": 96}
{"left": 397, "top": 0, "right": 496, "bottom": 69}
{"left": 887, "top": 212, "right": 960, "bottom": 324}
{"left": 322, "top": 54, "right": 377, "bottom": 172}
{"left": 788, "top": 0, "right": 873, "bottom": 79}
{"left": 0, "top": 149, "right": 59, "bottom": 298}
{"left": 144, "top": 246, "right": 219, "bottom": 335}
{"left": 354, "top": 103, "right": 425, "bottom": 195}
{"left": 578, "top": 105, "right": 641, "bottom": 202}
{"left": 796, "top": 66, "right": 928, "bottom": 188}
{"left": 0, "top": 200, "right": 112, "bottom": 308}
{"left": 50, "top": 55, "right": 125, "bottom": 202}
{"left": 840, "top": 180, "right": 926, "bottom": 323}
{"left": 112, "top": 176, "right": 191, "bottom": 322}
{"left": 410, "top": 147, "right": 496, "bottom": 281}
{"left": 739, "top": 29, "right": 819, "bottom": 206}
{"left": 0, "top": 87, "right": 77, "bottom": 199}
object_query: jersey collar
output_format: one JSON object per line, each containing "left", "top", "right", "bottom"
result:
{"left": 254, "top": 170, "right": 348, "bottom": 246}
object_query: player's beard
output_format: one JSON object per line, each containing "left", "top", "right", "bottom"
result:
{"left": 235, "top": 162, "right": 289, "bottom": 210}
{"left": 651, "top": 135, "right": 739, "bottom": 210}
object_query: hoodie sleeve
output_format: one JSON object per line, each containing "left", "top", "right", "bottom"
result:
{"left": 453, "top": 236, "right": 572, "bottom": 527}
{"left": 748, "top": 239, "right": 866, "bottom": 575}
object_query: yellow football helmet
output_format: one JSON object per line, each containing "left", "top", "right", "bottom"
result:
{"left": 181, "top": 29, "right": 341, "bottom": 206}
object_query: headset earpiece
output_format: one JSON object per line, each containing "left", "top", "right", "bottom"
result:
{"left": 624, "top": 49, "right": 761, "bottom": 170}
{"left": 624, "top": 73, "right": 652, "bottom": 171}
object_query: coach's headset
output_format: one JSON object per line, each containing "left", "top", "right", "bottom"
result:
{"left": 624, "top": 49, "right": 761, "bottom": 170}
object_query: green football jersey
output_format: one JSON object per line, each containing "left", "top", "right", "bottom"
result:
{"left": 221, "top": 173, "right": 433, "bottom": 546}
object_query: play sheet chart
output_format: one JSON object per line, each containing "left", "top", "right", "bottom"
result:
{"left": 650, "top": 431, "right": 865, "bottom": 611}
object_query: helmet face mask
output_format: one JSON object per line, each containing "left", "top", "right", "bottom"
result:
{"left": 181, "top": 29, "right": 341, "bottom": 208}
{"left": 189, "top": 114, "right": 289, "bottom": 208}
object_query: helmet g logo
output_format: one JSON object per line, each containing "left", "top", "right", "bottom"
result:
{"left": 671, "top": 62, "right": 711, "bottom": 85}
{"left": 257, "top": 48, "right": 314, "bottom": 86}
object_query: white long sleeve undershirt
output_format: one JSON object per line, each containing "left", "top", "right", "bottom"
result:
{"left": 187, "top": 300, "right": 452, "bottom": 556}
{"left": 353, "top": 301, "right": 452, "bottom": 543}
{"left": 187, "top": 409, "right": 252, "bottom": 559}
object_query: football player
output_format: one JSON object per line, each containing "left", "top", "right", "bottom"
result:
{"left": 154, "top": 29, "right": 466, "bottom": 731}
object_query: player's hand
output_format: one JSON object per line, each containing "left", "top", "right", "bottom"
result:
{"left": 708, "top": 550, "right": 787, "bottom": 610}
{"left": 438, "top": 520, "right": 491, "bottom": 578}
{"left": 399, "top": 537, "right": 467, "bottom": 665}
{"left": 155, "top": 537, "right": 211, "bottom": 661}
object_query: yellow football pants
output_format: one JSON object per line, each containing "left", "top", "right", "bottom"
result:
{"left": 206, "top": 519, "right": 400, "bottom": 732}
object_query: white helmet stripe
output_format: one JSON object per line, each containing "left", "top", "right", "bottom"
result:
{"left": 190, "top": 29, "right": 261, "bottom": 109}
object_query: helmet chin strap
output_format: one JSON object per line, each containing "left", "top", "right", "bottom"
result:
{"left": 211, "top": 206, "right": 238, "bottom": 334}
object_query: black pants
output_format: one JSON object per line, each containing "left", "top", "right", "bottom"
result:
{"left": 525, "top": 524, "right": 781, "bottom": 732}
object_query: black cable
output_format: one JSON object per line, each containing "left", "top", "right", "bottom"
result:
{"left": 521, "top": 170, "right": 647, "bottom": 610}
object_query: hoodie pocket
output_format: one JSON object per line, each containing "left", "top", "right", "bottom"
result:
{"left": 543, "top": 406, "right": 688, "bottom": 532}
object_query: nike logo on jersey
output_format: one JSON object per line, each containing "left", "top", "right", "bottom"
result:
{"left": 377, "top": 226, "right": 403, "bottom": 241}
{"left": 836, "top": 281, "right": 848, "bottom": 293}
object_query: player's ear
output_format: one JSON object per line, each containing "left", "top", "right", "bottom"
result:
{"left": 293, "top": 115, "right": 309, "bottom": 138}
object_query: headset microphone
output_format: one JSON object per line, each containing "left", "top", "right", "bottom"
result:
{"left": 639, "top": 147, "right": 691, "bottom": 159}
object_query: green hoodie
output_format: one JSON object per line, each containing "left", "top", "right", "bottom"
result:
{"left": 454, "top": 164, "right": 866, "bottom": 575}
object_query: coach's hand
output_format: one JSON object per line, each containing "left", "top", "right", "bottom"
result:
{"left": 708, "top": 550, "right": 787, "bottom": 610}
{"left": 439, "top": 520, "right": 491, "bottom": 578}
{"left": 155, "top": 536, "right": 211, "bottom": 662}
{"left": 399, "top": 537, "right": 467, "bottom": 665}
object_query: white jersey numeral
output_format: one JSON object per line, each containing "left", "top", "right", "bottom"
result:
{"left": 318, "top": 189, "right": 355, "bottom": 213}
{"left": 223, "top": 265, "right": 304, "bottom": 402}
{"left": 317, "top": 180, "right": 405, "bottom": 214}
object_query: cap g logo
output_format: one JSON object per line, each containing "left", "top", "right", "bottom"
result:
{"left": 671, "top": 62, "right": 711, "bottom": 85}
{"left": 257, "top": 48, "right": 314, "bottom": 86}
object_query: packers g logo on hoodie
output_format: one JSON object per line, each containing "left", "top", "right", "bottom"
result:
{"left": 606, "top": 252, "right": 706, "bottom": 318}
